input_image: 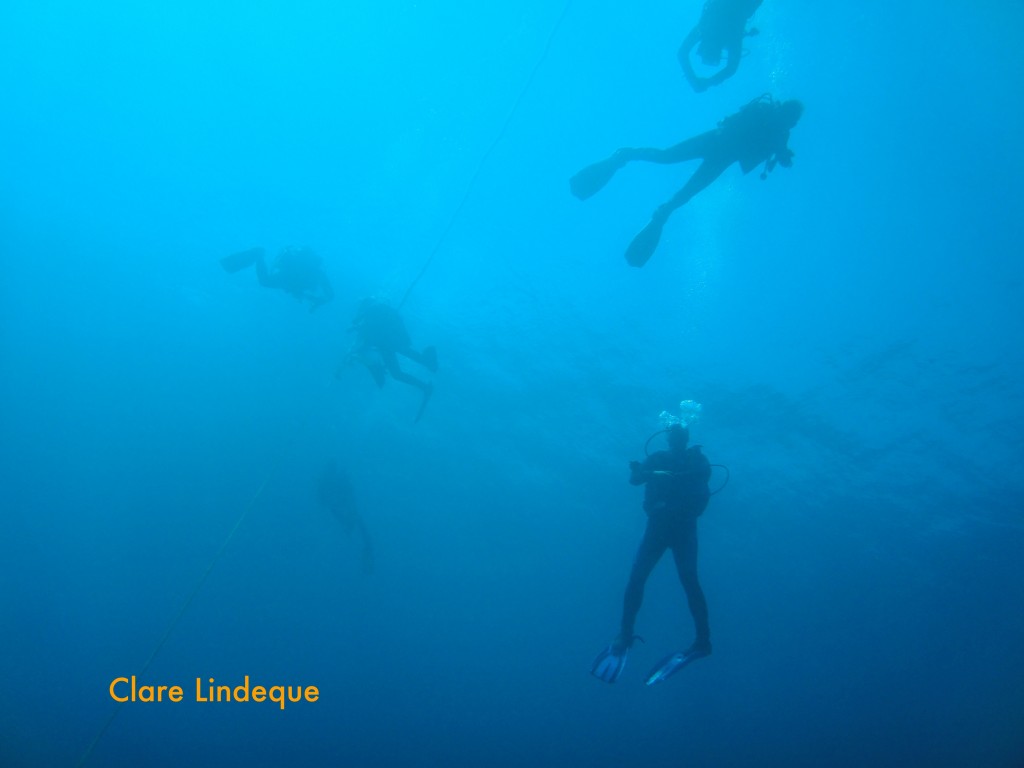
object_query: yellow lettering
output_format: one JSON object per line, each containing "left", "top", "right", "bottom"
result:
{"left": 233, "top": 676, "right": 251, "bottom": 702}
{"left": 138, "top": 685, "right": 155, "bottom": 703}
{"left": 269, "top": 686, "right": 286, "bottom": 710}
{"left": 110, "top": 677, "right": 130, "bottom": 702}
{"left": 305, "top": 686, "right": 319, "bottom": 703}
{"left": 252, "top": 686, "right": 266, "bottom": 702}
{"left": 195, "top": 678, "right": 209, "bottom": 702}
{"left": 169, "top": 686, "right": 183, "bottom": 702}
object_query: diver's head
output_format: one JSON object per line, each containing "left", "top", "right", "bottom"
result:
{"left": 666, "top": 423, "right": 690, "bottom": 451}
{"left": 779, "top": 99, "right": 804, "bottom": 129}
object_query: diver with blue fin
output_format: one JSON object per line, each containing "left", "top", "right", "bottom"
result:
{"left": 592, "top": 402, "right": 717, "bottom": 685}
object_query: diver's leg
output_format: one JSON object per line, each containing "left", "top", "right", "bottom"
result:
{"left": 219, "top": 247, "right": 264, "bottom": 274}
{"left": 619, "top": 522, "right": 668, "bottom": 647}
{"left": 356, "top": 349, "right": 387, "bottom": 388}
{"left": 670, "top": 521, "right": 710, "bottom": 648}
{"left": 625, "top": 156, "right": 732, "bottom": 268}
{"left": 399, "top": 346, "right": 438, "bottom": 373}
{"left": 382, "top": 349, "right": 429, "bottom": 393}
{"left": 628, "top": 131, "right": 718, "bottom": 165}
{"left": 571, "top": 132, "right": 716, "bottom": 201}
{"left": 660, "top": 156, "right": 731, "bottom": 216}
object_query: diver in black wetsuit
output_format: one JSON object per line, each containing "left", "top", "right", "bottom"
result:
{"left": 346, "top": 298, "right": 437, "bottom": 394}
{"left": 570, "top": 94, "right": 802, "bottom": 268}
{"left": 317, "top": 460, "right": 373, "bottom": 574}
{"left": 592, "top": 424, "right": 712, "bottom": 683}
{"left": 220, "top": 246, "right": 334, "bottom": 311}
{"left": 679, "top": 0, "right": 763, "bottom": 93}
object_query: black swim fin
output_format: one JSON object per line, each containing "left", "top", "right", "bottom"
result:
{"left": 414, "top": 382, "right": 434, "bottom": 424}
{"left": 220, "top": 247, "right": 262, "bottom": 273}
{"left": 569, "top": 152, "right": 625, "bottom": 201}
{"left": 625, "top": 214, "right": 667, "bottom": 268}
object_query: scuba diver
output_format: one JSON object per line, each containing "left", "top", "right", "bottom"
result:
{"left": 317, "top": 460, "right": 373, "bottom": 575}
{"left": 220, "top": 246, "right": 334, "bottom": 311}
{"left": 344, "top": 297, "right": 438, "bottom": 422}
{"left": 679, "top": 0, "right": 763, "bottom": 93}
{"left": 592, "top": 420, "right": 714, "bottom": 685}
{"left": 570, "top": 94, "right": 803, "bottom": 268}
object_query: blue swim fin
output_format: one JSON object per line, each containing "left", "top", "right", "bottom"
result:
{"left": 590, "top": 645, "right": 629, "bottom": 684}
{"left": 644, "top": 644, "right": 710, "bottom": 686}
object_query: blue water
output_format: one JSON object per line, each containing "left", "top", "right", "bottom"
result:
{"left": 2, "top": 1, "right": 1023, "bottom": 766}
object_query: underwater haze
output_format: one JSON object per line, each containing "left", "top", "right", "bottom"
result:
{"left": 2, "top": 0, "right": 1023, "bottom": 766}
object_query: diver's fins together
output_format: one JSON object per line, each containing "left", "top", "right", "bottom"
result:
{"left": 590, "top": 645, "right": 629, "bottom": 684}
{"left": 625, "top": 213, "right": 667, "bottom": 268}
{"left": 644, "top": 643, "right": 710, "bottom": 686}
{"left": 220, "top": 247, "right": 263, "bottom": 273}
{"left": 570, "top": 152, "right": 626, "bottom": 201}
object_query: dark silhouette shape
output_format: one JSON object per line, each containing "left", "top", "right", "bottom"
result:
{"left": 317, "top": 460, "right": 373, "bottom": 574}
{"left": 220, "top": 246, "right": 334, "bottom": 311}
{"left": 592, "top": 425, "right": 713, "bottom": 683}
{"left": 345, "top": 298, "right": 438, "bottom": 421}
{"left": 570, "top": 94, "right": 802, "bottom": 267}
{"left": 679, "top": 0, "right": 763, "bottom": 93}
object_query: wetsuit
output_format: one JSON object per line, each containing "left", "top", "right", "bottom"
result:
{"left": 621, "top": 445, "right": 712, "bottom": 645}
{"left": 352, "top": 301, "right": 435, "bottom": 392}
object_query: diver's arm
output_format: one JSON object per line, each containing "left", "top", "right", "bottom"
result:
{"left": 776, "top": 143, "right": 794, "bottom": 168}
{"left": 677, "top": 27, "right": 707, "bottom": 92}
{"left": 690, "top": 450, "right": 712, "bottom": 483}
{"left": 759, "top": 130, "right": 795, "bottom": 179}
{"left": 703, "top": 41, "right": 742, "bottom": 87}
{"left": 770, "top": 132, "right": 795, "bottom": 172}
{"left": 629, "top": 459, "right": 652, "bottom": 485}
